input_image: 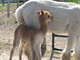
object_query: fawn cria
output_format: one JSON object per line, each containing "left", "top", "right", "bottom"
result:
{"left": 9, "top": 10, "right": 53, "bottom": 60}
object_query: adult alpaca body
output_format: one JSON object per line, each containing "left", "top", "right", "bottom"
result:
{"left": 9, "top": 11, "right": 53, "bottom": 60}
{"left": 15, "top": 0, "right": 80, "bottom": 60}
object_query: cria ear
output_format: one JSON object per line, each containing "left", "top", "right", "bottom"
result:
{"left": 36, "top": 11, "right": 41, "bottom": 15}
{"left": 41, "top": 11, "right": 44, "bottom": 15}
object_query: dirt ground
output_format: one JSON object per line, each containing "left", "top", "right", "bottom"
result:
{"left": 0, "top": 5, "right": 68, "bottom": 60}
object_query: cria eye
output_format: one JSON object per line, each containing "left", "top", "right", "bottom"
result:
{"left": 47, "top": 15, "right": 50, "bottom": 17}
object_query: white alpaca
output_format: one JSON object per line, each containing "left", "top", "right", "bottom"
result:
{"left": 15, "top": 0, "right": 80, "bottom": 60}
{"left": 9, "top": 11, "right": 53, "bottom": 60}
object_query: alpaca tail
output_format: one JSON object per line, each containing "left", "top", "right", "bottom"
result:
{"left": 15, "top": 1, "right": 33, "bottom": 25}
{"left": 15, "top": 6, "right": 25, "bottom": 24}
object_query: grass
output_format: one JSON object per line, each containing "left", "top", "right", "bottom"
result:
{"left": 77, "top": 1, "right": 80, "bottom": 4}
{"left": 0, "top": 6, "right": 7, "bottom": 10}
{"left": 0, "top": 3, "right": 17, "bottom": 11}
{"left": 66, "top": 0, "right": 80, "bottom": 4}
{"left": 68, "top": 1, "right": 80, "bottom": 4}
{"left": 0, "top": 42, "right": 12, "bottom": 50}
{"left": 0, "top": 3, "right": 2, "bottom": 6}
{"left": 0, "top": 3, "right": 17, "bottom": 6}
{"left": 11, "top": 3, "right": 17, "bottom": 6}
{"left": 0, "top": 18, "right": 16, "bottom": 24}
{"left": 4, "top": 18, "right": 16, "bottom": 23}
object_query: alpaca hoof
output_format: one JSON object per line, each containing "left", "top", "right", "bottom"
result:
{"left": 72, "top": 53, "right": 80, "bottom": 60}
{"left": 61, "top": 52, "right": 71, "bottom": 60}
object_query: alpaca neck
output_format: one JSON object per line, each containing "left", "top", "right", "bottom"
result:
{"left": 39, "top": 16, "right": 47, "bottom": 35}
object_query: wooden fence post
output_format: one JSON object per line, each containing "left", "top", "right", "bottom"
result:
{"left": 2, "top": 0, "right": 4, "bottom": 6}
{"left": 7, "top": 0, "right": 10, "bottom": 17}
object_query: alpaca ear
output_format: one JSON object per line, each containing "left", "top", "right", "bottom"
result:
{"left": 36, "top": 11, "right": 41, "bottom": 15}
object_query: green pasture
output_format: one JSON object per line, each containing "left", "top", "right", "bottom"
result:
{"left": 0, "top": 3, "right": 17, "bottom": 10}
{"left": 0, "top": 6, "right": 6, "bottom": 10}
{"left": 0, "top": 3, "right": 17, "bottom": 6}
{"left": 67, "top": 1, "right": 80, "bottom": 4}
{"left": 65, "top": 0, "right": 80, "bottom": 4}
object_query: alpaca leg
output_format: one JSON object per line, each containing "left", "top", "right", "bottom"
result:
{"left": 41, "top": 37, "right": 46, "bottom": 56}
{"left": 72, "top": 34, "right": 80, "bottom": 60}
{"left": 61, "top": 33, "right": 74, "bottom": 60}
{"left": 61, "top": 21, "right": 77, "bottom": 60}
{"left": 61, "top": 51, "right": 71, "bottom": 60}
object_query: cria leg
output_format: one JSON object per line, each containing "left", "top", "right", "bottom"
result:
{"left": 9, "top": 44, "right": 16, "bottom": 60}
{"left": 33, "top": 46, "right": 42, "bottom": 60}
{"left": 33, "top": 34, "right": 44, "bottom": 60}
{"left": 19, "top": 41, "right": 24, "bottom": 60}
{"left": 24, "top": 40, "right": 34, "bottom": 60}
{"left": 9, "top": 33, "right": 20, "bottom": 60}
{"left": 28, "top": 43, "right": 34, "bottom": 60}
{"left": 41, "top": 37, "right": 46, "bottom": 56}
